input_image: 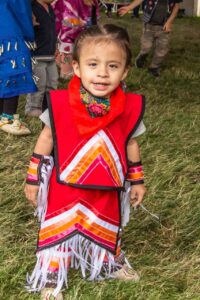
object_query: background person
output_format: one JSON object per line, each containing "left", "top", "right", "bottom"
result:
{"left": 0, "top": 0, "right": 37, "bottom": 135}
{"left": 119, "top": 0, "right": 182, "bottom": 77}
{"left": 25, "top": 0, "right": 58, "bottom": 117}
{"left": 53, "top": 0, "right": 99, "bottom": 79}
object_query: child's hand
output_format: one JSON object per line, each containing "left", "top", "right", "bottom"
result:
{"left": 130, "top": 184, "right": 147, "bottom": 207}
{"left": 24, "top": 184, "right": 39, "bottom": 206}
{"left": 163, "top": 20, "right": 172, "bottom": 32}
{"left": 118, "top": 5, "right": 131, "bottom": 16}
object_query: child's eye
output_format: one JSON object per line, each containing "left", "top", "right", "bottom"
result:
{"left": 88, "top": 63, "right": 97, "bottom": 67}
{"left": 109, "top": 64, "right": 118, "bottom": 69}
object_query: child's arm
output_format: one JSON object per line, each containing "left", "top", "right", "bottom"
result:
{"left": 24, "top": 126, "right": 53, "bottom": 206}
{"left": 118, "top": 0, "right": 144, "bottom": 16}
{"left": 163, "top": 3, "right": 180, "bottom": 32}
{"left": 127, "top": 138, "right": 147, "bottom": 207}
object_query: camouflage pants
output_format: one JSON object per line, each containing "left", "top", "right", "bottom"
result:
{"left": 138, "top": 23, "right": 170, "bottom": 69}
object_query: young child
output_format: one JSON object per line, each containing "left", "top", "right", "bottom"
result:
{"left": 25, "top": 0, "right": 58, "bottom": 117}
{"left": 24, "top": 24, "right": 146, "bottom": 300}
{"left": 119, "top": 0, "right": 182, "bottom": 77}
{"left": 53, "top": 0, "right": 99, "bottom": 79}
{"left": 0, "top": 0, "right": 37, "bottom": 135}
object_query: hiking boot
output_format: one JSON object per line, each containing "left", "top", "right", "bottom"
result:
{"left": 135, "top": 54, "right": 147, "bottom": 68}
{"left": 41, "top": 288, "right": 63, "bottom": 300}
{"left": 111, "top": 264, "right": 140, "bottom": 281}
{"left": 25, "top": 109, "right": 42, "bottom": 117}
{"left": 148, "top": 67, "right": 160, "bottom": 77}
{"left": 0, "top": 114, "right": 31, "bottom": 135}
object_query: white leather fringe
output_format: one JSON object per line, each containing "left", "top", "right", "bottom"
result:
{"left": 27, "top": 235, "right": 122, "bottom": 297}
{"left": 34, "top": 155, "right": 54, "bottom": 222}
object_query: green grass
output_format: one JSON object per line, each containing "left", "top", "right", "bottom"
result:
{"left": 0, "top": 14, "right": 200, "bottom": 300}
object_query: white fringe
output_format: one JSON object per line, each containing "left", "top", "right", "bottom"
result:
{"left": 28, "top": 157, "right": 131, "bottom": 296}
{"left": 121, "top": 183, "right": 131, "bottom": 227}
{"left": 34, "top": 156, "right": 54, "bottom": 222}
{"left": 27, "top": 235, "right": 122, "bottom": 297}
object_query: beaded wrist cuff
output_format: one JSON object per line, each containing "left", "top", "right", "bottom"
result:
{"left": 26, "top": 152, "right": 43, "bottom": 186}
{"left": 126, "top": 161, "right": 144, "bottom": 185}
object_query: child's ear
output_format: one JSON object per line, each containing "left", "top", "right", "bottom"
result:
{"left": 72, "top": 60, "right": 80, "bottom": 78}
{"left": 121, "top": 68, "right": 129, "bottom": 81}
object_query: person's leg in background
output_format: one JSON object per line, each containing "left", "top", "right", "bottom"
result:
{"left": 149, "top": 28, "right": 170, "bottom": 77}
{"left": 106, "top": 4, "right": 113, "bottom": 18}
{"left": 3, "top": 96, "right": 19, "bottom": 115}
{"left": 0, "top": 97, "right": 18, "bottom": 115}
{"left": 59, "top": 52, "right": 73, "bottom": 79}
{"left": 131, "top": 5, "right": 140, "bottom": 18}
{"left": 0, "top": 96, "right": 18, "bottom": 121}
{"left": 42, "top": 60, "right": 58, "bottom": 112}
{"left": 25, "top": 61, "right": 47, "bottom": 117}
{"left": 142, "top": 0, "right": 146, "bottom": 12}
{"left": 135, "top": 24, "right": 155, "bottom": 68}
{"left": 0, "top": 99, "right": 3, "bottom": 115}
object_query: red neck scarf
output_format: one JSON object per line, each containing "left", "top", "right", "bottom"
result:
{"left": 68, "top": 76, "right": 126, "bottom": 137}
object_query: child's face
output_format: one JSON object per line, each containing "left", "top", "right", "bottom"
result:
{"left": 72, "top": 40, "right": 129, "bottom": 98}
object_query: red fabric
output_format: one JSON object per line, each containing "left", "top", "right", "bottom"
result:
{"left": 49, "top": 81, "right": 144, "bottom": 189}
{"left": 46, "top": 168, "right": 120, "bottom": 224}
{"left": 38, "top": 168, "right": 120, "bottom": 253}
{"left": 68, "top": 75, "right": 126, "bottom": 137}
{"left": 38, "top": 82, "right": 145, "bottom": 252}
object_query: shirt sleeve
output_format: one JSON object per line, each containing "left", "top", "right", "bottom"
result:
{"left": 40, "top": 109, "right": 51, "bottom": 128}
{"left": 131, "top": 121, "right": 146, "bottom": 138}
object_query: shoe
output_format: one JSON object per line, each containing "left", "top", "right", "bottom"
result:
{"left": 0, "top": 116, "right": 13, "bottom": 127}
{"left": 148, "top": 67, "right": 160, "bottom": 77}
{"left": 0, "top": 114, "right": 31, "bottom": 135}
{"left": 135, "top": 54, "right": 147, "bottom": 68}
{"left": 25, "top": 109, "right": 42, "bottom": 117}
{"left": 111, "top": 264, "right": 140, "bottom": 281}
{"left": 41, "top": 288, "right": 63, "bottom": 300}
{"left": 106, "top": 12, "right": 112, "bottom": 18}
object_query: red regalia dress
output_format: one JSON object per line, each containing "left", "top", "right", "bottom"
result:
{"left": 28, "top": 76, "right": 145, "bottom": 294}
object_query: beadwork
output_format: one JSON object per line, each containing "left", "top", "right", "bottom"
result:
{"left": 80, "top": 86, "right": 110, "bottom": 118}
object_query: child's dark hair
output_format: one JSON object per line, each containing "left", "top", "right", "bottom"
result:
{"left": 73, "top": 24, "right": 132, "bottom": 68}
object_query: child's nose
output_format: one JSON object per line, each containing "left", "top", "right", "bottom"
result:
{"left": 97, "top": 65, "right": 108, "bottom": 77}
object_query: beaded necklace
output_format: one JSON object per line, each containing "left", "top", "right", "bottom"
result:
{"left": 80, "top": 85, "right": 111, "bottom": 118}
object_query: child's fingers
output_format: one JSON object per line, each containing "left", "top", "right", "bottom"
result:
{"left": 130, "top": 186, "right": 146, "bottom": 207}
{"left": 24, "top": 185, "right": 38, "bottom": 206}
{"left": 118, "top": 7, "right": 129, "bottom": 16}
{"left": 132, "top": 192, "right": 144, "bottom": 207}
